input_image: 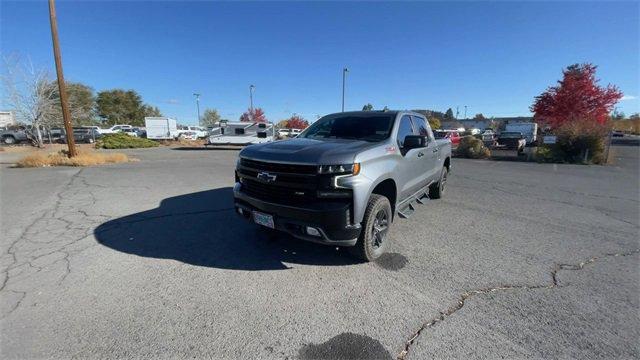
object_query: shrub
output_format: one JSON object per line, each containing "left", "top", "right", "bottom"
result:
{"left": 456, "top": 135, "right": 490, "bottom": 159}
{"left": 15, "top": 150, "right": 129, "bottom": 167}
{"left": 534, "top": 145, "right": 562, "bottom": 163}
{"left": 554, "top": 119, "right": 609, "bottom": 164}
{"left": 96, "top": 133, "right": 159, "bottom": 149}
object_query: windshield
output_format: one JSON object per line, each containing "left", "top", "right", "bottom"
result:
{"left": 300, "top": 114, "right": 395, "bottom": 142}
{"left": 500, "top": 132, "right": 522, "bottom": 139}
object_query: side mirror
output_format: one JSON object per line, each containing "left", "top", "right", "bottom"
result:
{"left": 403, "top": 135, "right": 426, "bottom": 149}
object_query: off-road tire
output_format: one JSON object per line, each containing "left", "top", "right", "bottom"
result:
{"left": 3, "top": 136, "right": 16, "bottom": 145}
{"left": 349, "top": 194, "right": 391, "bottom": 261}
{"left": 429, "top": 166, "right": 448, "bottom": 199}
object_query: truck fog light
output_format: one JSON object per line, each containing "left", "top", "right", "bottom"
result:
{"left": 306, "top": 227, "right": 321, "bottom": 237}
{"left": 237, "top": 207, "right": 243, "bottom": 215}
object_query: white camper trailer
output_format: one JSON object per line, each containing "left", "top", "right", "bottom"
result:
{"left": 206, "top": 121, "right": 275, "bottom": 146}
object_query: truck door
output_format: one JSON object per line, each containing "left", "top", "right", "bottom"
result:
{"left": 411, "top": 116, "right": 439, "bottom": 184}
{"left": 396, "top": 115, "right": 428, "bottom": 200}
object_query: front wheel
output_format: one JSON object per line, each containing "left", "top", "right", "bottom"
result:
{"left": 429, "top": 166, "right": 448, "bottom": 199}
{"left": 3, "top": 136, "right": 16, "bottom": 145}
{"left": 349, "top": 194, "right": 391, "bottom": 261}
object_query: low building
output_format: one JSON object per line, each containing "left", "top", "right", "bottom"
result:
{"left": 0, "top": 111, "right": 16, "bottom": 128}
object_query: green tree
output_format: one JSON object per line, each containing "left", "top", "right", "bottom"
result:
{"left": 200, "top": 108, "right": 221, "bottom": 127}
{"left": 50, "top": 82, "right": 96, "bottom": 126}
{"left": 96, "top": 89, "right": 159, "bottom": 126}
{"left": 428, "top": 117, "right": 441, "bottom": 130}
{"left": 362, "top": 103, "right": 374, "bottom": 111}
{"left": 444, "top": 108, "right": 455, "bottom": 121}
{"left": 142, "top": 105, "right": 162, "bottom": 118}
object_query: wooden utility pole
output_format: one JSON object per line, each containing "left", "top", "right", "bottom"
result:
{"left": 48, "top": 0, "right": 77, "bottom": 157}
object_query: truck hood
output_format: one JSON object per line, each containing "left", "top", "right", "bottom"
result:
{"left": 239, "top": 138, "right": 378, "bottom": 165}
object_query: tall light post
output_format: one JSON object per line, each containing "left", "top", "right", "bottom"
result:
{"left": 464, "top": 105, "right": 467, "bottom": 119}
{"left": 249, "top": 85, "right": 255, "bottom": 121}
{"left": 48, "top": 0, "right": 76, "bottom": 157}
{"left": 342, "top": 67, "right": 349, "bottom": 112}
{"left": 193, "top": 93, "right": 201, "bottom": 125}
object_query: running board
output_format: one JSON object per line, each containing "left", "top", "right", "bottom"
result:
{"left": 396, "top": 183, "right": 432, "bottom": 219}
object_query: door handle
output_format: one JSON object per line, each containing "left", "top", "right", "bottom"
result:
{"left": 417, "top": 152, "right": 424, "bottom": 158}
{"left": 432, "top": 148, "right": 438, "bottom": 153}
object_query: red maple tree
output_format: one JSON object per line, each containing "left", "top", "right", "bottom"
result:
{"left": 239, "top": 107, "right": 267, "bottom": 123}
{"left": 531, "top": 63, "right": 622, "bottom": 128}
{"left": 285, "top": 115, "right": 309, "bottom": 129}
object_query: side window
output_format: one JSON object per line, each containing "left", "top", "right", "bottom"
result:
{"left": 411, "top": 116, "right": 430, "bottom": 136}
{"left": 396, "top": 115, "right": 414, "bottom": 148}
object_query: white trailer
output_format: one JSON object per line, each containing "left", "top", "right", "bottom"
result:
{"left": 206, "top": 121, "right": 275, "bottom": 146}
{"left": 145, "top": 117, "right": 178, "bottom": 140}
{"left": 505, "top": 122, "right": 538, "bottom": 145}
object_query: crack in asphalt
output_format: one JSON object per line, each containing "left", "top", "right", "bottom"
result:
{"left": 1, "top": 168, "right": 84, "bottom": 293}
{"left": 396, "top": 249, "right": 640, "bottom": 360}
{"left": 0, "top": 169, "right": 110, "bottom": 317}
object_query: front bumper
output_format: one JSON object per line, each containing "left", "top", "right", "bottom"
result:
{"left": 233, "top": 183, "right": 361, "bottom": 246}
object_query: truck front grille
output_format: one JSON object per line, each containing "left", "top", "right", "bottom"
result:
{"left": 241, "top": 178, "right": 315, "bottom": 204}
{"left": 240, "top": 158, "right": 317, "bottom": 175}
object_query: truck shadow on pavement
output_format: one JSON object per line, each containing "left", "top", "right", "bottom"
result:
{"left": 94, "top": 187, "right": 360, "bottom": 270}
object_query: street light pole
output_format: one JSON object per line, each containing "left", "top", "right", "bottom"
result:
{"left": 342, "top": 67, "right": 349, "bottom": 112}
{"left": 249, "top": 85, "right": 255, "bottom": 121}
{"left": 193, "top": 93, "right": 201, "bottom": 125}
{"left": 48, "top": 0, "right": 76, "bottom": 157}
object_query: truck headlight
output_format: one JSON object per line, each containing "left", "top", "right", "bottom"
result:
{"left": 318, "top": 163, "right": 360, "bottom": 175}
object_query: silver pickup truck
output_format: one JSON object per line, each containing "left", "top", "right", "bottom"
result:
{"left": 234, "top": 110, "right": 452, "bottom": 261}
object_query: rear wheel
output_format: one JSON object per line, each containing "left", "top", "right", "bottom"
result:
{"left": 429, "top": 166, "right": 448, "bottom": 199}
{"left": 349, "top": 194, "right": 391, "bottom": 261}
{"left": 3, "top": 136, "right": 16, "bottom": 145}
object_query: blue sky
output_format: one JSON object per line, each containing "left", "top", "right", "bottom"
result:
{"left": 2, "top": 1, "right": 638, "bottom": 125}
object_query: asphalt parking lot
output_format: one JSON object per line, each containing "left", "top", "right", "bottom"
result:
{"left": 1, "top": 145, "right": 638, "bottom": 359}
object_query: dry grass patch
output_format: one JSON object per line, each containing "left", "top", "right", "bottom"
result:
{"left": 15, "top": 150, "right": 130, "bottom": 168}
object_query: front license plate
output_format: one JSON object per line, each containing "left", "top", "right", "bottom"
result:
{"left": 253, "top": 211, "right": 275, "bottom": 228}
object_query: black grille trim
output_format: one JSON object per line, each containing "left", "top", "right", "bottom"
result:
{"left": 240, "top": 158, "right": 317, "bottom": 175}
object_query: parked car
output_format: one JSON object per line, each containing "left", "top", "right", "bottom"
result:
{"left": 121, "top": 128, "right": 139, "bottom": 137}
{"left": 496, "top": 131, "right": 526, "bottom": 154}
{"left": 81, "top": 126, "right": 102, "bottom": 133}
{"left": 60, "top": 127, "right": 102, "bottom": 144}
{"left": 0, "top": 125, "right": 54, "bottom": 145}
{"left": 612, "top": 130, "right": 624, "bottom": 137}
{"left": 1, "top": 126, "right": 31, "bottom": 144}
{"left": 481, "top": 129, "right": 496, "bottom": 145}
{"left": 433, "top": 130, "right": 462, "bottom": 148}
{"left": 179, "top": 131, "right": 198, "bottom": 140}
{"left": 233, "top": 110, "right": 452, "bottom": 261}
{"left": 100, "top": 124, "right": 133, "bottom": 134}
{"left": 277, "top": 128, "right": 303, "bottom": 138}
